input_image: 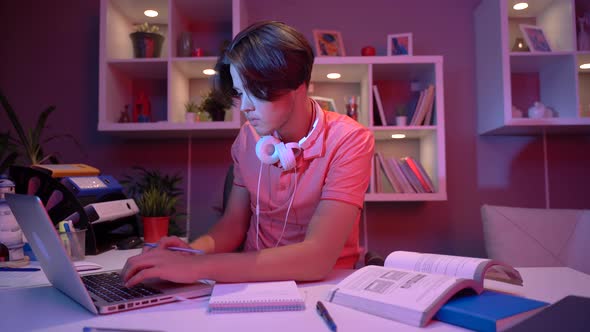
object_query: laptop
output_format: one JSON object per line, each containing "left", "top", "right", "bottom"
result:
{"left": 6, "top": 193, "right": 212, "bottom": 314}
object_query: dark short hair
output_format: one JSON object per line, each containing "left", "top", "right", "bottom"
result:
{"left": 214, "top": 21, "right": 314, "bottom": 102}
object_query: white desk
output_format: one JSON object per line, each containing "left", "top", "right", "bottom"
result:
{"left": 1, "top": 250, "right": 590, "bottom": 332}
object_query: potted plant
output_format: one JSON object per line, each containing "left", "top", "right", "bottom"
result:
{"left": 197, "top": 89, "right": 233, "bottom": 122}
{"left": 0, "top": 89, "right": 81, "bottom": 169}
{"left": 121, "top": 167, "right": 184, "bottom": 242}
{"left": 184, "top": 100, "right": 198, "bottom": 123}
{"left": 130, "top": 22, "right": 164, "bottom": 58}
{"left": 395, "top": 105, "right": 408, "bottom": 126}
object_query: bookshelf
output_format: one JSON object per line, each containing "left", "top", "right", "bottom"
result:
{"left": 98, "top": 0, "right": 241, "bottom": 137}
{"left": 99, "top": 0, "right": 447, "bottom": 201}
{"left": 474, "top": 0, "right": 590, "bottom": 135}
{"left": 311, "top": 56, "right": 446, "bottom": 201}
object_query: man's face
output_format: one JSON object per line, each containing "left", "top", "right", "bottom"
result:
{"left": 230, "top": 65, "right": 294, "bottom": 136}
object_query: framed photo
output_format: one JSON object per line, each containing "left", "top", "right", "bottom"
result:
{"left": 387, "top": 33, "right": 413, "bottom": 55}
{"left": 310, "top": 96, "right": 338, "bottom": 113}
{"left": 519, "top": 24, "right": 551, "bottom": 52}
{"left": 313, "top": 30, "right": 345, "bottom": 56}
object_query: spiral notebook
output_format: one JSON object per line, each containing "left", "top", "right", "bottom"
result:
{"left": 208, "top": 280, "right": 305, "bottom": 313}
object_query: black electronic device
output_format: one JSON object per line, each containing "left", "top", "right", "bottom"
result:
{"left": 8, "top": 165, "right": 140, "bottom": 255}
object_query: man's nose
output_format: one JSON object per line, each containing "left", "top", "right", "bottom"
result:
{"left": 239, "top": 94, "right": 254, "bottom": 113}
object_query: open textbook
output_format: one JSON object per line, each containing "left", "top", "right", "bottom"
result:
{"left": 326, "top": 251, "right": 523, "bottom": 327}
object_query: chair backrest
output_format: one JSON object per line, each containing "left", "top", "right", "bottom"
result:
{"left": 481, "top": 204, "right": 590, "bottom": 274}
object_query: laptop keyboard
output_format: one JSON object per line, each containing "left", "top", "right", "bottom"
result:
{"left": 82, "top": 272, "right": 162, "bottom": 303}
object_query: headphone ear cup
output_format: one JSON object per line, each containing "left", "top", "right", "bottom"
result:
{"left": 256, "top": 136, "right": 281, "bottom": 164}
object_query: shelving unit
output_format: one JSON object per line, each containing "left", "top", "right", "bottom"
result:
{"left": 99, "top": 0, "right": 446, "bottom": 201}
{"left": 474, "top": 0, "right": 590, "bottom": 135}
{"left": 98, "top": 0, "right": 240, "bottom": 137}
{"left": 311, "top": 56, "right": 446, "bottom": 201}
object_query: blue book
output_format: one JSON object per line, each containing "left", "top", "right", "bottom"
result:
{"left": 435, "top": 290, "right": 548, "bottom": 332}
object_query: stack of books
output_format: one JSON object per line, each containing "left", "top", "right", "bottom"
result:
{"left": 374, "top": 153, "right": 434, "bottom": 193}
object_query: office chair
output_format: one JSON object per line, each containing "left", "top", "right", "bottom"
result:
{"left": 481, "top": 204, "right": 590, "bottom": 274}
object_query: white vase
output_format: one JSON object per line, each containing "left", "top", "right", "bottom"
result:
{"left": 527, "top": 102, "right": 546, "bottom": 119}
{"left": 396, "top": 116, "right": 407, "bottom": 126}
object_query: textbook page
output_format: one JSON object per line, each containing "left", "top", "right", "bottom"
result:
{"left": 327, "top": 265, "right": 480, "bottom": 326}
{"left": 384, "top": 251, "right": 489, "bottom": 281}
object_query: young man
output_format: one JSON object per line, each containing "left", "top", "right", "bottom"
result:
{"left": 122, "top": 21, "right": 374, "bottom": 287}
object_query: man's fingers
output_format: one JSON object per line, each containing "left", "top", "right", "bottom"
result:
{"left": 121, "top": 252, "right": 157, "bottom": 282}
{"left": 125, "top": 266, "right": 161, "bottom": 288}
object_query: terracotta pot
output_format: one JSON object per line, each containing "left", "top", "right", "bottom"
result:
{"left": 142, "top": 216, "right": 169, "bottom": 243}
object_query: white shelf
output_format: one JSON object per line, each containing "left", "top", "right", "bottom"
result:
{"left": 365, "top": 192, "right": 447, "bottom": 202}
{"left": 99, "top": 0, "right": 447, "bottom": 201}
{"left": 475, "top": 0, "right": 590, "bottom": 135}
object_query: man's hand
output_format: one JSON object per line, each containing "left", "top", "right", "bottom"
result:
{"left": 122, "top": 236, "right": 203, "bottom": 287}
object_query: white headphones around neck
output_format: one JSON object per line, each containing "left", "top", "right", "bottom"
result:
{"left": 253, "top": 106, "right": 319, "bottom": 249}
{"left": 254, "top": 116, "right": 318, "bottom": 171}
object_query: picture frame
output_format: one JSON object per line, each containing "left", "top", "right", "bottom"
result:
{"left": 519, "top": 24, "right": 551, "bottom": 52}
{"left": 387, "top": 33, "right": 413, "bottom": 56}
{"left": 313, "top": 30, "right": 345, "bottom": 56}
{"left": 310, "top": 96, "right": 338, "bottom": 113}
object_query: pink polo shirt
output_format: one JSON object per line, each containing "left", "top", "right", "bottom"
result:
{"left": 231, "top": 100, "right": 374, "bottom": 269}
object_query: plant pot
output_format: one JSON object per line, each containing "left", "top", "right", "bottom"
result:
{"left": 208, "top": 110, "right": 225, "bottom": 122}
{"left": 130, "top": 32, "right": 164, "bottom": 58}
{"left": 185, "top": 112, "right": 197, "bottom": 123}
{"left": 142, "top": 216, "right": 169, "bottom": 243}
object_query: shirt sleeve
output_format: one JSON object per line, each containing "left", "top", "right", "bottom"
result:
{"left": 231, "top": 125, "right": 248, "bottom": 188}
{"left": 321, "top": 126, "right": 375, "bottom": 208}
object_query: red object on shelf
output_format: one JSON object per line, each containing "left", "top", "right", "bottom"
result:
{"left": 361, "top": 46, "right": 376, "bottom": 56}
{"left": 133, "top": 92, "right": 152, "bottom": 122}
{"left": 192, "top": 47, "right": 203, "bottom": 57}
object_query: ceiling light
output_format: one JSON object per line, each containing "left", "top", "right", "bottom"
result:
{"left": 203, "top": 69, "right": 216, "bottom": 76}
{"left": 326, "top": 73, "right": 341, "bottom": 79}
{"left": 513, "top": 3, "right": 528, "bottom": 10}
{"left": 580, "top": 63, "right": 590, "bottom": 69}
{"left": 391, "top": 134, "right": 406, "bottom": 139}
{"left": 144, "top": 10, "right": 158, "bottom": 18}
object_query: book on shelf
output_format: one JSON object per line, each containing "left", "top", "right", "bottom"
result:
{"left": 208, "top": 280, "right": 305, "bottom": 313}
{"left": 372, "top": 85, "right": 388, "bottom": 126}
{"left": 405, "top": 81, "right": 421, "bottom": 124}
{"left": 371, "top": 154, "right": 381, "bottom": 193}
{"left": 386, "top": 157, "right": 414, "bottom": 193}
{"left": 375, "top": 153, "right": 403, "bottom": 193}
{"left": 410, "top": 84, "right": 435, "bottom": 126}
{"left": 402, "top": 157, "right": 435, "bottom": 193}
{"left": 435, "top": 290, "right": 548, "bottom": 332}
{"left": 398, "top": 159, "right": 426, "bottom": 193}
{"left": 326, "top": 251, "right": 524, "bottom": 327}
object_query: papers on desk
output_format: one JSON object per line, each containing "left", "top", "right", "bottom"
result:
{"left": 0, "top": 261, "right": 50, "bottom": 289}
{"left": 208, "top": 280, "right": 305, "bottom": 313}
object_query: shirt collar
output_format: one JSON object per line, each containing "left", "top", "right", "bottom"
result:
{"left": 299, "top": 99, "right": 326, "bottom": 160}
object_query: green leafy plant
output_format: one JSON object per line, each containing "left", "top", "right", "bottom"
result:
{"left": 136, "top": 187, "right": 177, "bottom": 217}
{"left": 0, "top": 89, "right": 80, "bottom": 167}
{"left": 198, "top": 89, "right": 233, "bottom": 121}
{"left": 184, "top": 101, "right": 198, "bottom": 114}
{"left": 120, "top": 166, "right": 185, "bottom": 236}
{"left": 135, "top": 22, "right": 161, "bottom": 34}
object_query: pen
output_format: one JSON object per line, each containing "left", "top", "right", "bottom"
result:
{"left": 316, "top": 301, "right": 337, "bottom": 332}
{"left": 143, "top": 243, "right": 205, "bottom": 255}
{"left": 0, "top": 267, "right": 41, "bottom": 272}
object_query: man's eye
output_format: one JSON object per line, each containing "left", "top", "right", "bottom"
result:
{"left": 231, "top": 88, "right": 242, "bottom": 98}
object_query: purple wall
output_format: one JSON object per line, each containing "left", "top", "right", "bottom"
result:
{"left": 1, "top": 0, "right": 589, "bottom": 260}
